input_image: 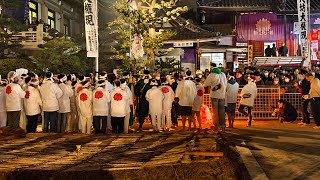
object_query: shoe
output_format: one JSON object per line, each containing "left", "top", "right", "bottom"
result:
{"left": 246, "top": 124, "right": 251, "bottom": 127}
{"left": 168, "top": 128, "right": 175, "bottom": 131}
{"left": 298, "top": 122, "right": 305, "bottom": 125}
{"left": 313, "top": 126, "right": 320, "bottom": 129}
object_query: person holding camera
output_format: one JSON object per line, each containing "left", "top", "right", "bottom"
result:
{"left": 273, "top": 99, "right": 297, "bottom": 123}
{"left": 238, "top": 75, "right": 257, "bottom": 127}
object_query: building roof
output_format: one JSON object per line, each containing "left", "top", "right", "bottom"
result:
{"left": 199, "top": 0, "right": 320, "bottom": 13}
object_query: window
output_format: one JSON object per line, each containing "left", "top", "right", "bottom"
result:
{"left": 201, "top": 53, "right": 225, "bottom": 66}
{"left": 47, "top": 9, "right": 55, "bottom": 29}
{"left": 28, "top": 1, "right": 38, "bottom": 24}
{"left": 64, "top": 19, "right": 70, "bottom": 36}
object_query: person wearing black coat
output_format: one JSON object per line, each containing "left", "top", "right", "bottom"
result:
{"left": 134, "top": 70, "right": 152, "bottom": 131}
{"left": 276, "top": 99, "right": 298, "bottom": 123}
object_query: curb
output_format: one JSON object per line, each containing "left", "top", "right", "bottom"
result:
{"left": 236, "top": 141, "right": 269, "bottom": 180}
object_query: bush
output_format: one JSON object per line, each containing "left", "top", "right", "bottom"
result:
{"left": 0, "top": 58, "right": 38, "bottom": 77}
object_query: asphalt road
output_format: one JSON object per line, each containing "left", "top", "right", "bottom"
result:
{"left": 227, "top": 120, "right": 320, "bottom": 180}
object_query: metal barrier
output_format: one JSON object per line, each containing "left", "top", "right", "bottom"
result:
{"left": 203, "top": 87, "right": 303, "bottom": 120}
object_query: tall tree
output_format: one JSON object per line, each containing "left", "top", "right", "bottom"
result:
{"left": 109, "top": 0, "right": 188, "bottom": 72}
{"left": 0, "top": 0, "right": 26, "bottom": 58}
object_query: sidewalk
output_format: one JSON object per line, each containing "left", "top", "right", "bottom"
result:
{"left": 226, "top": 120, "right": 320, "bottom": 180}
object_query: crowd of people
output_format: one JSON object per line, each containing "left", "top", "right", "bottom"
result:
{"left": 0, "top": 62, "right": 320, "bottom": 134}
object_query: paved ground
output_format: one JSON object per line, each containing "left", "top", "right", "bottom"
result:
{"left": 227, "top": 120, "right": 320, "bottom": 180}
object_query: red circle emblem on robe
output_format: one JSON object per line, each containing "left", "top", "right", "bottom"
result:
{"left": 95, "top": 91, "right": 103, "bottom": 99}
{"left": 76, "top": 86, "right": 83, "bottom": 93}
{"left": 197, "top": 89, "right": 204, "bottom": 96}
{"left": 5, "top": 86, "right": 12, "bottom": 94}
{"left": 80, "top": 93, "right": 88, "bottom": 101}
{"left": 114, "top": 93, "right": 123, "bottom": 101}
{"left": 162, "top": 86, "right": 169, "bottom": 93}
{"left": 25, "top": 90, "right": 30, "bottom": 99}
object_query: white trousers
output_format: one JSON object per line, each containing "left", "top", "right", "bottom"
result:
{"left": 123, "top": 113, "right": 130, "bottom": 133}
{"left": 79, "top": 116, "right": 92, "bottom": 134}
{"left": 150, "top": 113, "right": 163, "bottom": 130}
{"left": 19, "top": 109, "right": 27, "bottom": 131}
{"left": 162, "top": 109, "right": 172, "bottom": 129}
{"left": 0, "top": 111, "right": 7, "bottom": 128}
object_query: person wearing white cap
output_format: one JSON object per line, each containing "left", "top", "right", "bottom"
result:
{"left": 146, "top": 79, "right": 164, "bottom": 131}
{"left": 75, "top": 75, "right": 85, "bottom": 132}
{"left": 175, "top": 70, "right": 197, "bottom": 130}
{"left": 92, "top": 80, "right": 110, "bottom": 133}
{"left": 77, "top": 80, "right": 93, "bottom": 134}
{"left": 0, "top": 78, "right": 7, "bottom": 128}
{"left": 120, "top": 78, "right": 133, "bottom": 133}
{"left": 24, "top": 78, "right": 42, "bottom": 133}
{"left": 57, "top": 74, "right": 74, "bottom": 133}
{"left": 191, "top": 77, "right": 205, "bottom": 131}
{"left": 159, "top": 77, "right": 175, "bottom": 131}
{"left": 99, "top": 72, "right": 114, "bottom": 133}
{"left": 238, "top": 74, "right": 257, "bottom": 127}
{"left": 110, "top": 80, "right": 129, "bottom": 133}
{"left": 5, "top": 71, "right": 26, "bottom": 128}
{"left": 40, "top": 72, "right": 63, "bottom": 132}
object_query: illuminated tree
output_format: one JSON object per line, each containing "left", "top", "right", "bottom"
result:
{"left": 109, "top": 0, "right": 188, "bottom": 72}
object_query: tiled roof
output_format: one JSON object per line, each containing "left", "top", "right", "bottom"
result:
{"left": 200, "top": 0, "right": 320, "bottom": 13}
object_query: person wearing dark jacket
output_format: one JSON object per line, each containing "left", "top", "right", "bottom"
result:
{"left": 134, "top": 70, "right": 152, "bottom": 131}
{"left": 275, "top": 99, "right": 298, "bottom": 123}
{"left": 298, "top": 70, "right": 311, "bottom": 126}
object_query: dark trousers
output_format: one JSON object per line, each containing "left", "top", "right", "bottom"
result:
{"left": 7, "top": 111, "right": 21, "bottom": 128}
{"left": 171, "top": 102, "right": 179, "bottom": 126}
{"left": 93, "top": 116, "right": 107, "bottom": 133}
{"left": 137, "top": 99, "right": 149, "bottom": 128}
{"left": 238, "top": 105, "right": 253, "bottom": 126}
{"left": 111, "top": 116, "right": 124, "bottom": 133}
{"left": 226, "top": 103, "right": 237, "bottom": 118}
{"left": 58, "top": 113, "right": 68, "bottom": 133}
{"left": 26, "top": 114, "right": 39, "bottom": 133}
{"left": 44, "top": 111, "right": 58, "bottom": 132}
{"left": 311, "top": 99, "right": 320, "bottom": 126}
{"left": 302, "top": 100, "right": 310, "bottom": 124}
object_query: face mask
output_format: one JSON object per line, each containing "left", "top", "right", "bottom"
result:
{"left": 198, "top": 75, "right": 202, "bottom": 78}
{"left": 285, "top": 78, "right": 290, "bottom": 83}
{"left": 156, "top": 77, "right": 160, "bottom": 80}
{"left": 264, "top": 73, "right": 268, "bottom": 77}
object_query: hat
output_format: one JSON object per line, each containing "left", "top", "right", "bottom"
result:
{"left": 29, "top": 79, "right": 39, "bottom": 86}
{"left": 81, "top": 80, "right": 90, "bottom": 88}
{"left": 99, "top": 72, "right": 108, "bottom": 80}
{"left": 122, "top": 72, "right": 130, "bottom": 79}
{"left": 58, "top": 74, "right": 67, "bottom": 83}
{"left": 97, "top": 80, "right": 106, "bottom": 87}
{"left": 45, "top": 72, "right": 53, "bottom": 79}
{"left": 150, "top": 79, "right": 158, "bottom": 86}
{"left": 196, "top": 70, "right": 202, "bottom": 75}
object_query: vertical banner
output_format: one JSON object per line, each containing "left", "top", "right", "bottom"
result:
{"left": 297, "top": 0, "right": 310, "bottom": 67}
{"left": 248, "top": 45, "right": 253, "bottom": 66}
{"left": 84, "top": 0, "right": 99, "bottom": 57}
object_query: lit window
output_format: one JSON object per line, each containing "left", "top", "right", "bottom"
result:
{"left": 28, "top": 1, "right": 38, "bottom": 24}
{"left": 47, "top": 9, "right": 55, "bottom": 29}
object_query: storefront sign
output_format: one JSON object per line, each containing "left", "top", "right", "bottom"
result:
{"left": 297, "top": 0, "right": 310, "bottom": 67}
{"left": 173, "top": 42, "right": 194, "bottom": 47}
{"left": 84, "top": 0, "right": 99, "bottom": 57}
{"left": 248, "top": 45, "right": 253, "bottom": 66}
